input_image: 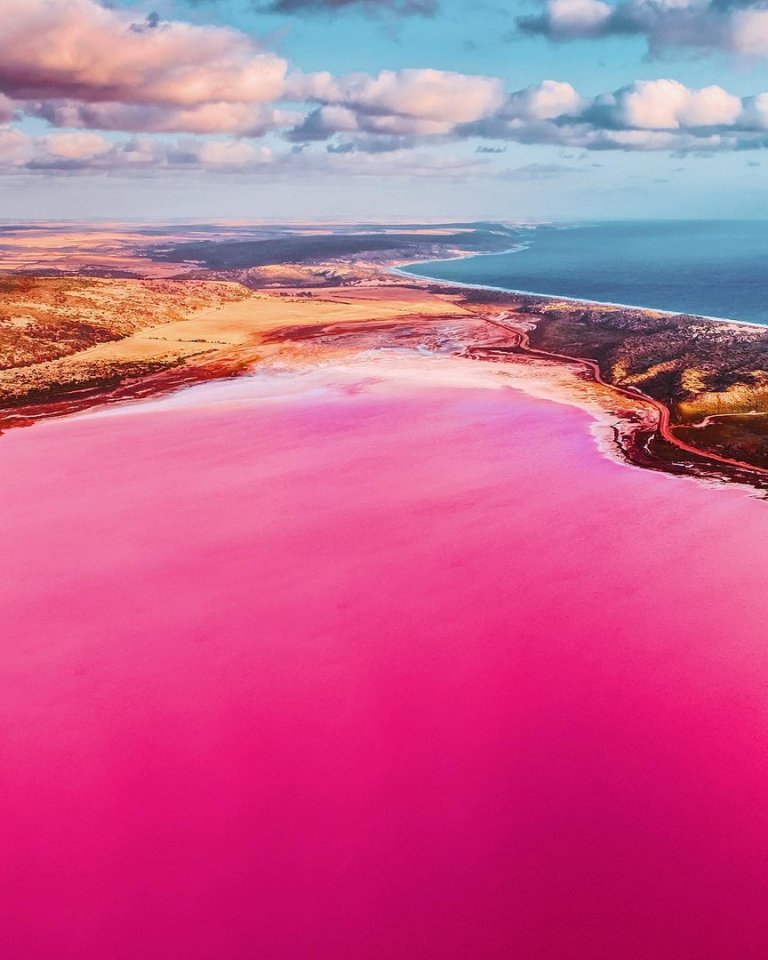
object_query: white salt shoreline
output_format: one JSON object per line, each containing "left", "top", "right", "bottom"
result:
{"left": 394, "top": 252, "right": 768, "bottom": 333}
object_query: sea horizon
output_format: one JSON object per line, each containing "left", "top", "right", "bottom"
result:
{"left": 400, "top": 219, "right": 768, "bottom": 327}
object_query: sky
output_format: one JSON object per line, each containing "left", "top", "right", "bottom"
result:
{"left": 2, "top": 0, "right": 768, "bottom": 220}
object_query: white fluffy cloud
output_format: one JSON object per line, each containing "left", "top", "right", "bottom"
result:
{"left": 0, "top": 0, "right": 287, "bottom": 106}
{"left": 285, "top": 68, "right": 504, "bottom": 138}
{"left": 41, "top": 131, "right": 112, "bottom": 160}
{"left": 503, "top": 80, "right": 585, "bottom": 121}
{"left": 0, "top": 127, "right": 32, "bottom": 167}
{"left": 0, "top": 2, "right": 504, "bottom": 145}
{"left": 4, "top": 0, "right": 768, "bottom": 177}
{"left": 292, "top": 69, "right": 504, "bottom": 123}
{"left": 616, "top": 80, "right": 742, "bottom": 129}
{"left": 0, "top": 125, "right": 491, "bottom": 180}
{"left": 195, "top": 140, "right": 273, "bottom": 166}
{"left": 30, "top": 101, "right": 296, "bottom": 138}
{"left": 4, "top": 75, "right": 768, "bottom": 181}
{"left": 465, "top": 78, "right": 768, "bottom": 151}
{"left": 544, "top": 0, "right": 613, "bottom": 35}
{"left": 22, "top": 61, "right": 505, "bottom": 142}
{"left": 730, "top": 8, "right": 768, "bottom": 56}
{"left": 518, "top": 0, "right": 768, "bottom": 58}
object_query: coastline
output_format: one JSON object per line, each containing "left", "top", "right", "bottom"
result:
{"left": 4, "top": 223, "right": 768, "bottom": 490}
{"left": 395, "top": 254, "right": 768, "bottom": 332}
{"left": 391, "top": 254, "right": 768, "bottom": 488}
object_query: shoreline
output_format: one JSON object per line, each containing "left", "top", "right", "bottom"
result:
{"left": 4, "top": 224, "right": 768, "bottom": 491}
{"left": 395, "top": 251, "right": 768, "bottom": 333}
{"left": 2, "top": 262, "right": 768, "bottom": 492}
{"left": 389, "top": 256, "right": 768, "bottom": 490}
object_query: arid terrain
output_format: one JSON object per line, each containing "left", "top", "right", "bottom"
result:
{"left": 3, "top": 221, "right": 768, "bottom": 489}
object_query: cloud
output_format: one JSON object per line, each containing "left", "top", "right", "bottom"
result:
{"left": 41, "top": 131, "right": 112, "bottom": 160}
{"left": 0, "top": 94, "right": 16, "bottom": 124}
{"left": 15, "top": 75, "right": 768, "bottom": 168}
{"left": 12, "top": 60, "right": 768, "bottom": 188}
{"left": 29, "top": 101, "right": 295, "bottom": 137}
{"left": 1, "top": 3, "right": 501, "bottom": 143}
{"left": 463, "top": 78, "right": 768, "bottom": 152}
{"left": 0, "top": 127, "right": 33, "bottom": 168}
{"left": 498, "top": 162, "right": 577, "bottom": 179}
{"left": 502, "top": 80, "right": 585, "bottom": 121}
{"left": 606, "top": 79, "right": 742, "bottom": 128}
{"left": 0, "top": 125, "right": 487, "bottom": 179}
{"left": 194, "top": 140, "right": 273, "bottom": 166}
{"left": 286, "top": 68, "right": 505, "bottom": 138}
{"left": 326, "top": 134, "right": 417, "bottom": 152}
{"left": 0, "top": 128, "right": 276, "bottom": 174}
{"left": 516, "top": 0, "right": 768, "bottom": 58}
{"left": 6, "top": 0, "right": 768, "bottom": 169}
{"left": 286, "top": 105, "right": 361, "bottom": 140}
{"left": 0, "top": 0, "right": 287, "bottom": 106}
{"left": 521, "top": 0, "right": 613, "bottom": 37}
{"left": 292, "top": 68, "right": 504, "bottom": 122}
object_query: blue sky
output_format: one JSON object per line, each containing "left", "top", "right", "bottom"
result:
{"left": 170, "top": 0, "right": 768, "bottom": 92}
{"left": 2, "top": 0, "right": 768, "bottom": 219}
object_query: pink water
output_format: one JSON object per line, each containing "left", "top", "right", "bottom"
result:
{"left": 3, "top": 368, "right": 768, "bottom": 958}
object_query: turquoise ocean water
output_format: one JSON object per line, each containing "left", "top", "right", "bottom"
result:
{"left": 400, "top": 221, "right": 768, "bottom": 326}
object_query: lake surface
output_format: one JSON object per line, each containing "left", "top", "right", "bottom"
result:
{"left": 401, "top": 220, "right": 768, "bottom": 325}
{"left": 5, "top": 357, "right": 768, "bottom": 957}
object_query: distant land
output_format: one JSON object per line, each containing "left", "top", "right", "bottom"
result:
{"left": 3, "top": 220, "right": 768, "bottom": 487}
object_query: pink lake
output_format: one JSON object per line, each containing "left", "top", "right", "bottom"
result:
{"left": 3, "top": 361, "right": 768, "bottom": 958}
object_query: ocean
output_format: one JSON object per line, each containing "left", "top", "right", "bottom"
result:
{"left": 400, "top": 220, "right": 768, "bottom": 326}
